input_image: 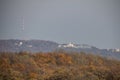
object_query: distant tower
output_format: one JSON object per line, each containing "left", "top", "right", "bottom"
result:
{"left": 22, "top": 16, "right": 25, "bottom": 31}
{"left": 20, "top": 16, "right": 28, "bottom": 40}
{"left": 21, "top": 16, "right": 25, "bottom": 40}
{"left": 19, "top": 16, "right": 24, "bottom": 46}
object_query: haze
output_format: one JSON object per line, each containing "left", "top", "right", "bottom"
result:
{"left": 0, "top": 0, "right": 120, "bottom": 49}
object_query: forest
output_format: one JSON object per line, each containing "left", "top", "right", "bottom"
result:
{"left": 0, "top": 51, "right": 120, "bottom": 80}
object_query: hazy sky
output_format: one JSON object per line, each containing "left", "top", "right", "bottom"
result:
{"left": 0, "top": 0, "right": 120, "bottom": 48}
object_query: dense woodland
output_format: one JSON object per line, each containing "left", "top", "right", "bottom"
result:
{"left": 0, "top": 51, "right": 120, "bottom": 80}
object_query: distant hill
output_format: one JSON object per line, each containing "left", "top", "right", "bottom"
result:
{"left": 0, "top": 40, "right": 58, "bottom": 52}
{"left": 0, "top": 39, "right": 120, "bottom": 60}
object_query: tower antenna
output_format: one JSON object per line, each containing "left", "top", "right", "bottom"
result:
{"left": 22, "top": 16, "right": 25, "bottom": 31}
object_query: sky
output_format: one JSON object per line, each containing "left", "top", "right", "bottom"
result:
{"left": 0, "top": 0, "right": 120, "bottom": 49}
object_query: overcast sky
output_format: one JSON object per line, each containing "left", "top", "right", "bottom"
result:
{"left": 0, "top": 0, "right": 120, "bottom": 49}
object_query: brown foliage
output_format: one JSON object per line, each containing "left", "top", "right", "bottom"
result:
{"left": 0, "top": 51, "right": 120, "bottom": 80}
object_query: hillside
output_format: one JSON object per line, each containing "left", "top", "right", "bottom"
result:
{"left": 0, "top": 40, "right": 120, "bottom": 60}
{"left": 0, "top": 40, "right": 58, "bottom": 52}
{"left": 0, "top": 51, "right": 120, "bottom": 80}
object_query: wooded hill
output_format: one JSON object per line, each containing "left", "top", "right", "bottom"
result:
{"left": 0, "top": 40, "right": 120, "bottom": 60}
{"left": 0, "top": 51, "right": 120, "bottom": 80}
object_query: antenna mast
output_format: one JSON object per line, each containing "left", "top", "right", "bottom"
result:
{"left": 21, "top": 16, "right": 26, "bottom": 40}
{"left": 22, "top": 16, "right": 25, "bottom": 31}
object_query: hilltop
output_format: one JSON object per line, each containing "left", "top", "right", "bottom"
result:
{"left": 0, "top": 39, "right": 120, "bottom": 60}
